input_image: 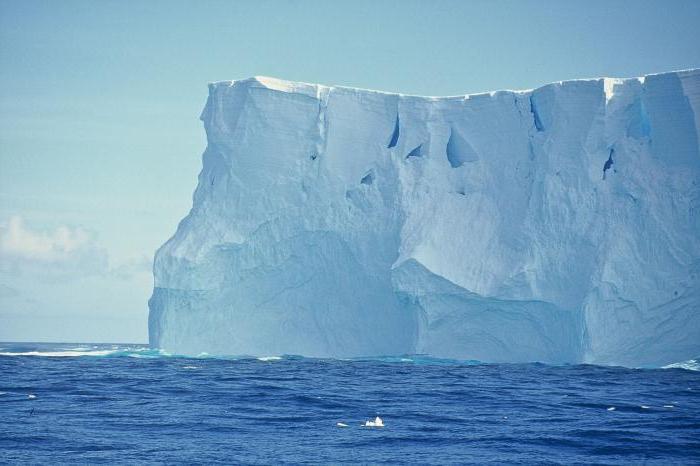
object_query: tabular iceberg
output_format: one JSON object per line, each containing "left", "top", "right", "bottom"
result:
{"left": 149, "top": 70, "right": 700, "bottom": 366}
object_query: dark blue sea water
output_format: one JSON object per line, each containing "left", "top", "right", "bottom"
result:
{"left": 1, "top": 343, "right": 698, "bottom": 465}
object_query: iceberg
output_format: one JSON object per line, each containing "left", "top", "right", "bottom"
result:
{"left": 149, "top": 70, "right": 700, "bottom": 367}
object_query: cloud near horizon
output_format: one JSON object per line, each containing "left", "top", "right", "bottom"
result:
{"left": 0, "top": 215, "right": 109, "bottom": 276}
{"left": 0, "top": 216, "right": 153, "bottom": 344}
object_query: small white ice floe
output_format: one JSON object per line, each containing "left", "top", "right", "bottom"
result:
{"left": 607, "top": 406, "right": 615, "bottom": 411}
{"left": 28, "top": 394, "right": 36, "bottom": 399}
{"left": 363, "top": 416, "right": 384, "bottom": 427}
{"left": 257, "top": 356, "right": 282, "bottom": 362}
{"left": 336, "top": 422, "right": 348, "bottom": 428}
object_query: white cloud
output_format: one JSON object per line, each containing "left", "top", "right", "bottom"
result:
{"left": 110, "top": 254, "right": 152, "bottom": 280}
{"left": 0, "top": 216, "right": 108, "bottom": 276}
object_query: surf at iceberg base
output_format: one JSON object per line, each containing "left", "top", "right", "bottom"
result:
{"left": 149, "top": 70, "right": 700, "bottom": 367}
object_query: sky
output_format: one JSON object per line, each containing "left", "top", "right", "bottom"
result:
{"left": 1, "top": 0, "right": 699, "bottom": 343}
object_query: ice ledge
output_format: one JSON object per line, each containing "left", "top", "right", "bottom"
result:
{"left": 206, "top": 68, "right": 700, "bottom": 100}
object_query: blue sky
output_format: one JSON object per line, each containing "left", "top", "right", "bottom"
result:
{"left": 1, "top": 0, "right": 699, "bottom": 343}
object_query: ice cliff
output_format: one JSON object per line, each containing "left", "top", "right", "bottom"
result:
{"left": 149, "top": 70, "right": 700, "bottom": 367}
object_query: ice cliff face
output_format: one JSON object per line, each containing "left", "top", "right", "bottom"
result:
{"left": 149, "top": 70, "right": 700, "bottom": 366}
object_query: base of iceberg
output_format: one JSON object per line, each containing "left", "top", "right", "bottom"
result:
{"left": 149, "top": 70, "right": 700, "bottom": 367}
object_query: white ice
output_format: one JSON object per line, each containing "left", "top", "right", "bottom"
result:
{"left": 363, "top": 416, "right": 384, "bottom": 427}
{"left": 149, "top": 69, "right": 700, "bottom": 367}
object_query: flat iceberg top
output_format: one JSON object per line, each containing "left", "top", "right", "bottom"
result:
{"left": 209, "top": 68, "right": 700, "bottom": 100}
{"left": 151, "top": 67, "right": 700, "bottom": 367}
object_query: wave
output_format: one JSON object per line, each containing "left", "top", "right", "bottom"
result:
{"left": 0, "top": 345, "right": 479, "bottom": 363}
{"left": 0, "top": 350, "right": 117, "bottom": 357}
{"left": 662, "top": 358, "right": 700, "bottom": 371}
{"left": 0, "top": 346, "right": 166, "bottom": 359}
{"left": 1, "top": 344, "right": 697, "bottom": 370}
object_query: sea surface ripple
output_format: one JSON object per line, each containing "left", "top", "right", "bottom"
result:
{"left": 0, "top": 343, "right": 698, "bottom": 464}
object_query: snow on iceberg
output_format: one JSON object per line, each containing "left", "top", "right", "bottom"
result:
{"left": 149, "top": 70, "right": 700, "bottom": 367}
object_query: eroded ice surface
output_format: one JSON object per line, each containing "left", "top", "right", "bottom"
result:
{"left": 149, "top": 70, "right": 700, "bottom": 366}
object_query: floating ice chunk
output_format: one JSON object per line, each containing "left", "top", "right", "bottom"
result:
{"left": 607, "top": 407, "right": 615, "bottom": 411}
{"left": 336, "top": 422, "right": 348, "bottom": 428}
{"left": 364, "top": 416, "right": 384, "bottom": 427}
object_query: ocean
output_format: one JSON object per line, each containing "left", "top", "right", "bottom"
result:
{"left": 1, "top": 343, "right": 698, "bottom": 464}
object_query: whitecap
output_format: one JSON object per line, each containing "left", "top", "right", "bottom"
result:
{"left": 640, "top": 405, "right": 650, "bottom": 409}
{"left": 0, "top": 350, "right": 115, "bottom": 357}
{"left": 663, "top": 405, "right": 675, "bottom": 408}
{"left": 28, "top": 394, "right": 36, "bottom": 399}
{"left": 257, "top": 356, "right": 282, "bottom": 362}
{"left": 607, "top": 407, "right": 616, "bottom": 411}
{"left": 662, "top": 359, "right": 699, "bottom": 371}
{"left": 336, "top": 422, "right": 348, "bottom": 427}
{"left": 182, "top": 365, "right": 199, "bottom": 370}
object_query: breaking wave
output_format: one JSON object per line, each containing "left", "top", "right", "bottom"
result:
{"left": 0, "top": 343, "right": 697, "bottom": 370}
